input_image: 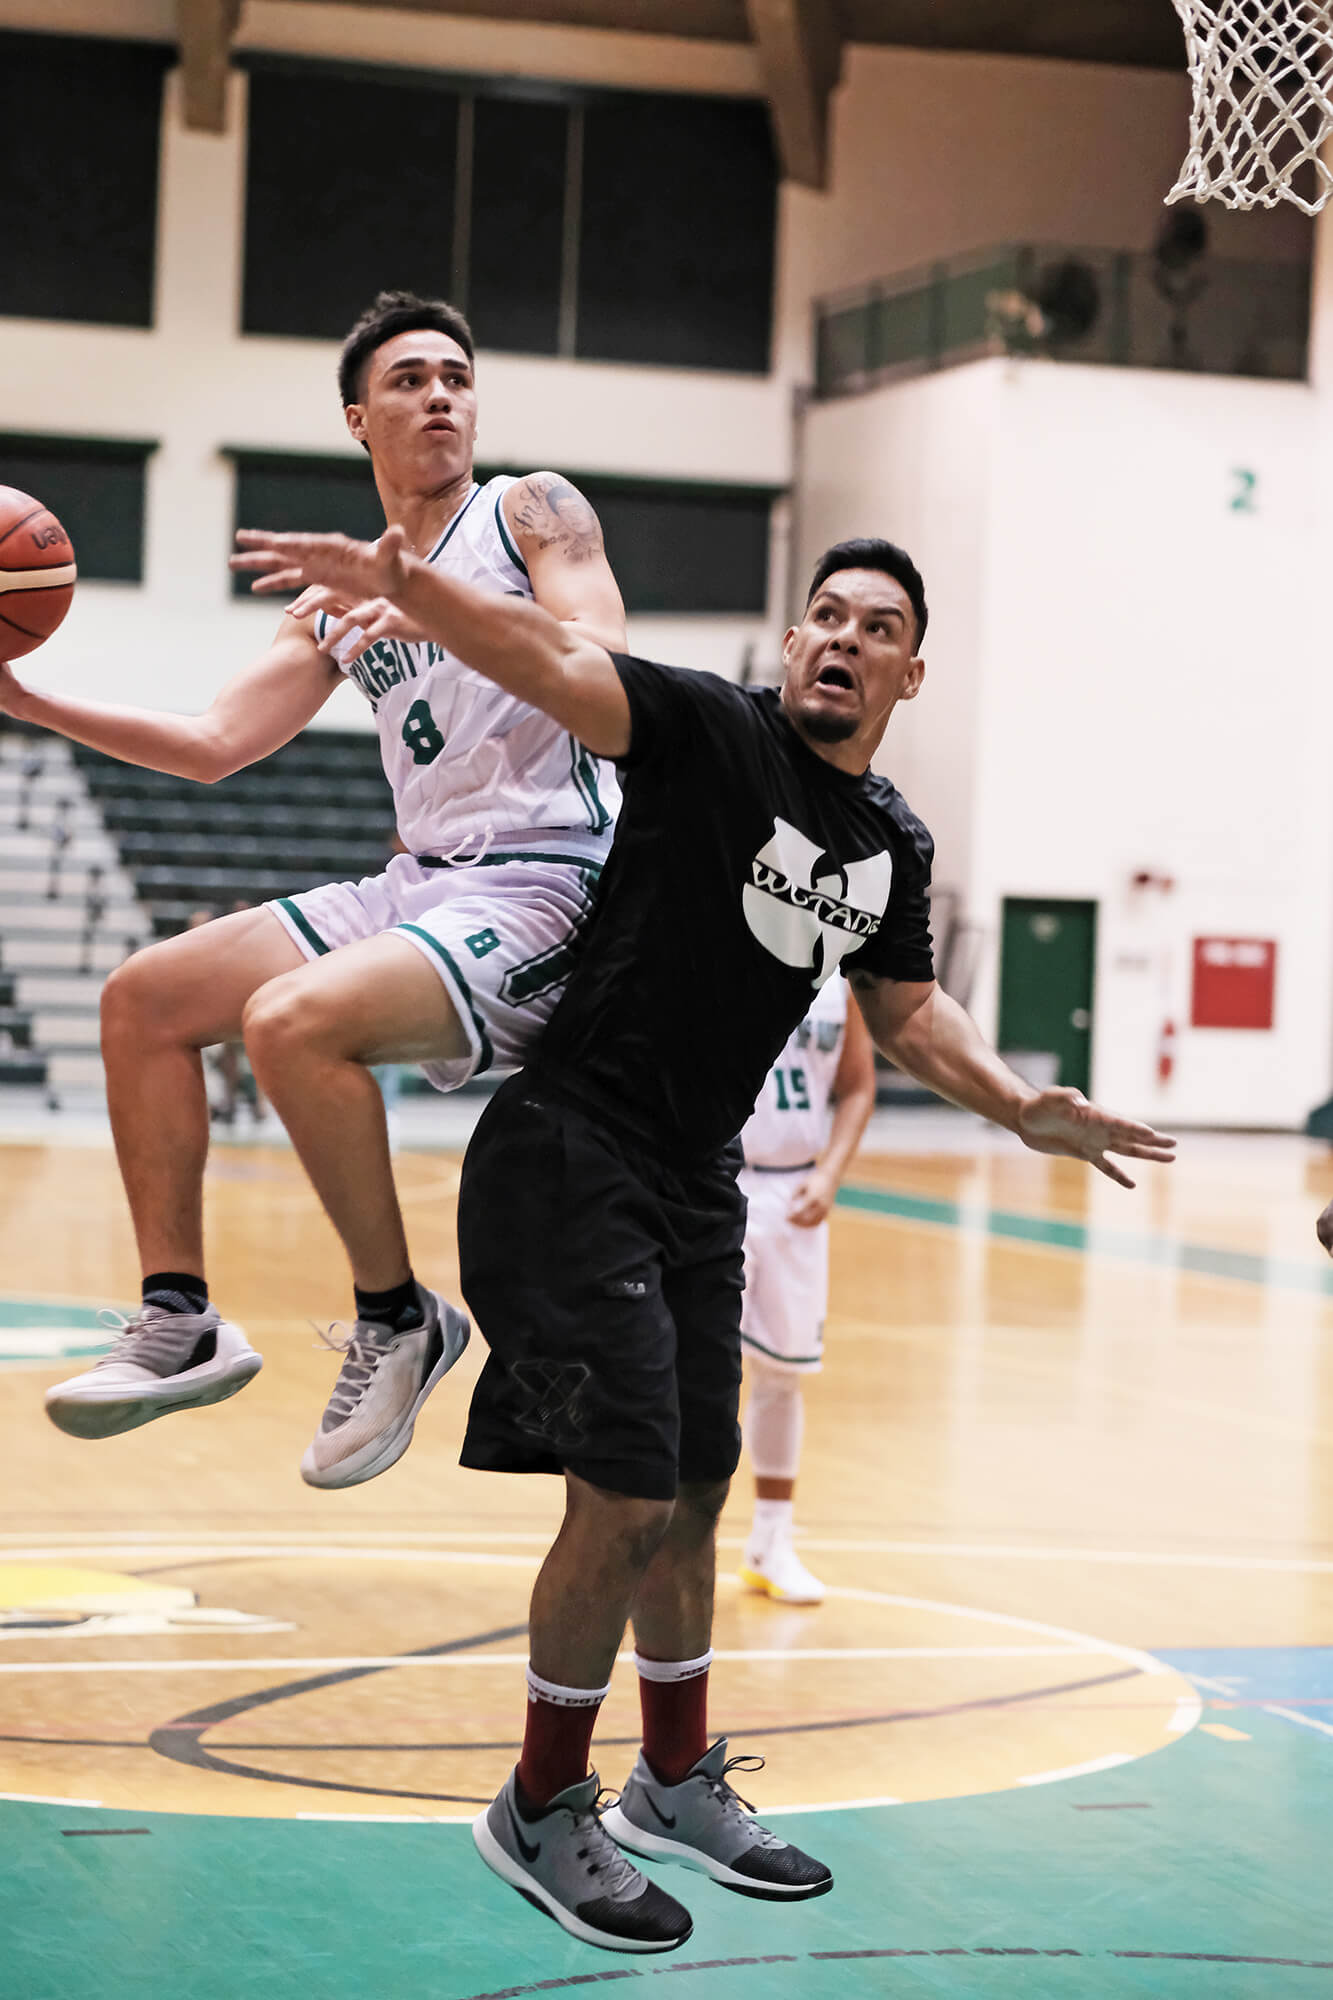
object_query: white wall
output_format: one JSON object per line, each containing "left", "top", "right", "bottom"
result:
{"left": 801, "top": 357, "right": 1333, "bottom": 1128}
{"left": 792, "top": 364, "right": 994, "bottom": 900}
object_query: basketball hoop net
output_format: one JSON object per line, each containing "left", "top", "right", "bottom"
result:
{"left": 1167, "top": 0, "right": 1333, "bottom": 214}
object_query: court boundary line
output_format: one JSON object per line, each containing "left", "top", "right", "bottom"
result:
{"left": 837, "top": 1181, "right": 1333, "bottom": 1298}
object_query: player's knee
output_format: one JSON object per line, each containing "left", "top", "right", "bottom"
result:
{"left": 745, "top": 1350, "right": 795, "bottom": 1389}
{"left": 566, "top": 1477, "right": 675, "bottom": 1571}
{"left": 674, "top": 1476, "right": 731, "bottom": 1532}
{"left": 100, "top": 950, "right": 173, "bottom": 1051}
{"left": 241, "top": 976, "right": 317, "bottom": 1069}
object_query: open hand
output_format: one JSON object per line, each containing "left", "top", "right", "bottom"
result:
{"left": 284, "top": 583, "right": 428, "bottom": 660}
{"left": 1016, "top": 1086, "right": 1176, "bottom": 1189}
{"left": 232, "top": 523, "right": 412, "bottom": 607}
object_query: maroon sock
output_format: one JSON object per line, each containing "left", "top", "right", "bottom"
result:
{"left": 637, "top": 1655, "right": 711, "bottom": 1787}
{"left": 515, "top": 1677, "right": 606, "bottom": 1810}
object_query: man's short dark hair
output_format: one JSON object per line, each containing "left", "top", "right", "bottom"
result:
{"left": 805, "top": 538, "right": 928, "bottom": 649}
{"left": 338, "top": 290, "right": 476, "bottom": 408}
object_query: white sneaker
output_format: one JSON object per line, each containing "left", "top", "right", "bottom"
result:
{"left": 44, "top": 1304, "right": 262, "bottom": 1440}
{"left": 300, "top": 1285, "right": 469, "bottom": 1490}
{"left": 738, "top": 1536, "right": 825, "bottom": 1605}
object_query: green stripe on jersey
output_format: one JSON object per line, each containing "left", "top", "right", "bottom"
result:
{"left": 277, "top": 897, "right": 332, "bottom": 956}
{"left": 397, "top": 923, "right": 494, "bottom": 1073}
{"left": 494, "top": 491, "right": 529, "bottom": 578}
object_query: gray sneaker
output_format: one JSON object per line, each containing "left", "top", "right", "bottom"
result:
{"left": 473, "top": 1767, "right": 693, "bottom": 1954}
{"left": 44, "top": 1304, "right": 261, "bottom": 1439}
{"left": 601, "top": 1739, "right": 834, "bottom": 1901}
{"left": 300, "top": 1285, "right": 469, "bottom": 1489}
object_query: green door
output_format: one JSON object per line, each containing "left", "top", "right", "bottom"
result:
{"left": 997, "top": 898, "right": 1097, "bottom": 1095}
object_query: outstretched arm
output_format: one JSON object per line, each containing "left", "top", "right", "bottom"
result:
{"left": 788, "top": 1002, "right": 878, "bottom": 1227}
{"left": 849, "top": 971, "right": 1176, "bottom": 1188}
{"left": 233, "top": 525, "right": 632, "bottom": 759}
{"left": 0, "top": 616, "right": 340, "bottom": 782}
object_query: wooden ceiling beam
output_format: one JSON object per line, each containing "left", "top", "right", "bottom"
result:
{"left": 277, "top": 0, "right": 748, "bottom": 36}
{"left": 744, "top": 0, "right": 842, "bottom": 188}
{"left": 176, "top": 0, "right": 242, "bottom": 133}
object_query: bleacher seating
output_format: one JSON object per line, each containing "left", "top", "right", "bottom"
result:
{"left": 72, "top": 731, "right": 395, "bottom": 937}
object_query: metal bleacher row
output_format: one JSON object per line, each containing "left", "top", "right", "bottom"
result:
{"left": 72, "top": 731, "right": 395, "bottom": 937}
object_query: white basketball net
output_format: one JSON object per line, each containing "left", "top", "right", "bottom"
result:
{"left": 1168, "top": 0, "right": 1333, "bottom": 213}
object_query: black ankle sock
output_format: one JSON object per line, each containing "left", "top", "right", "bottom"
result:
{"left": 142, "top": 1271, "right": 209, "bottom": 1317}
{"left": 353, "top": 1275, "right": 424, "bottom": 1333}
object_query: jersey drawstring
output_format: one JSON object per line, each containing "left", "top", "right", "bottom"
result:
{"left": 421, "top": 824, "right": 495, "bottom": 870}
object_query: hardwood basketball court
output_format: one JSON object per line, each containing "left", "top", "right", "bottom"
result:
{"left": 2, "top": 1123, "right": 1330, "bottom": 1996}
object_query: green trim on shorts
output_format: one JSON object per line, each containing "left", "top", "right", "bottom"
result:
{"left": 740, "top": 1329, "right": 824, "bottom": 1368}
{"left": 397, "top": 922, "right": 494, "bottom": 1074}
{"left": 277, "top": 897, "right": 332, "bottom": 957}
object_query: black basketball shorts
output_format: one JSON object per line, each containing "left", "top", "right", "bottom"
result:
{"left": 457, "top": 1075, "right": 746, "bottom": 1502}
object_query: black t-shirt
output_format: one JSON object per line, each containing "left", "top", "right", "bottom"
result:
{"left": 534, "top": 656, "right": 935, "bottom": 1160}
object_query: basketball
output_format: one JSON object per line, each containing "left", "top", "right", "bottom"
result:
{"left": 0, "top": 486, "right": 77, "bottom": 660}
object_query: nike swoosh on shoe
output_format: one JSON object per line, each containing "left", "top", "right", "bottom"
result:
{"left": 506, "top": 1798, "right": 541, "bottom": 1863}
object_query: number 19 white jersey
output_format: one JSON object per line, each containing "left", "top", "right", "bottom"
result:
{"left": 314, "top": 474, "right": 620, "bottom": 859}
{"left": 741, "top": 976, "right": 849, "bottom": 1170}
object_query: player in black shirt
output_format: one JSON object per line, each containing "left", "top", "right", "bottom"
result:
{"left": 235, "top": 523, "right": 1176, "bottom": 1955}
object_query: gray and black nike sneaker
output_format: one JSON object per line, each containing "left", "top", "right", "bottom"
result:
{"left": 473, "top": 1767, "right": 693, "bottom": 1954}
{"left": 44, "top": 1304, "right": 261, "bottom": 1439}
{"left": 301, "top": 1285, "right": 469, "bottom": 1489}
{"left": 601, "top": 1739, "right": 834, "bottom": 1901}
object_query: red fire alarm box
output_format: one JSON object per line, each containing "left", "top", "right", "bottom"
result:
{"left": 1191, "top": 938, "right": 1277, "bottom": 1030}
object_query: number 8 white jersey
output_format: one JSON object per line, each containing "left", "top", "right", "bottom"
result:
{"left": 741, "top": 976, "right": 849, "bottom": 1170}
{"left": 314, "top": 474, "right": 621, "bottom": 859}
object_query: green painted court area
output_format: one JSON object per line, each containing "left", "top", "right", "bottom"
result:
{"left": 6, "top": 1665, "right": 1329, "bottom": 2000}
{"left": 835, "top": 1183, "right": 1333, "bottom": 1297}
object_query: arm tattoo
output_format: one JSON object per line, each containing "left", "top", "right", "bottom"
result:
{"left": 510, "top": 471, "right": 605, "bottom": 566}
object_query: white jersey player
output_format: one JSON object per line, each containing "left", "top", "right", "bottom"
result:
{"left": 738, "top": 976, "right": 877, "bottom": 1604}
{"left": 14, "top": 289, "right": 628, "bottom": 1492}
{"left": 274, "top": 470, "right": 620, "bottom": 1090}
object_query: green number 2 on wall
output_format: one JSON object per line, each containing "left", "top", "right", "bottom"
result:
{"left": 1229, "top": 468, "right": 1258, "bottom": 514}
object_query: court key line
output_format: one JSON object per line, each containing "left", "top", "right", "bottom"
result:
{"left": 838, "top": 1182, "right": 1333, "bottom": 1298}
{"left": 0, "top": 1644, "right": 1101, "bottom": 1675}
{"left": 449, "top": 1945, "right": 1333, "bottom": 1997}
{"left": 5, "top": 1532, "right": 1333, "bottom": 1579}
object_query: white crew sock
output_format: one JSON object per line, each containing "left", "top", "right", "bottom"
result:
{"left": 632, "top": 1649, "right": 713, "bottom": 1684}
{"left": 525, "top": 1664, "right": 612, "bottom": 1708}
{"left": 748, "top": 1496, "right": 794, "bottom": 1556}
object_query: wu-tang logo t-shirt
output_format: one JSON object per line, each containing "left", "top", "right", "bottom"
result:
{"left": 537, "top": 657, "right": 936, "bottom": 1159}
{"left": 744, "top": 816, "right": 894, "bottom": 984}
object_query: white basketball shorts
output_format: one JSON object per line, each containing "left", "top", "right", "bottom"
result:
{"left": 267, "top": 836, "right": 604, "bottom": 1095}
{"left": 738, "top": 1166, "right": 829, "bottom": 1376}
